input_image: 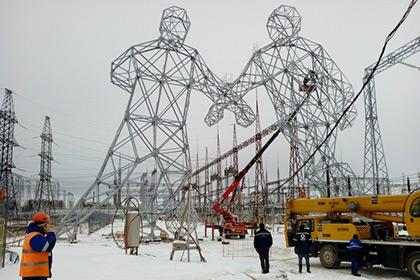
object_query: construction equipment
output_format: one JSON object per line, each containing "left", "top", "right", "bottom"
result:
{"left": 212, "top": 126, "right": 283, "bottom": 238}
{"left": 285, "top": 191, "right": 420, "bottom": 279}
{"left": 212, "top": 186, "right": 248, "bottom": 239}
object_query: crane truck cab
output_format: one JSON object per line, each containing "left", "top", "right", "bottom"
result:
{"left": 284, "top": 191, "right": 420, "bottom": 280}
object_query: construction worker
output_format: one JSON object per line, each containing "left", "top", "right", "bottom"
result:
{"left": 347, "top": 234, "right": 362, "bottom": 277}
{"left": 293, "top": 224, "right": 312, "bottom": 273}
{"left": 253, "top": 223, "right": 273, "bottom": 274}
{"left": 20, "top": 212, "right": 56, "bottom": 279}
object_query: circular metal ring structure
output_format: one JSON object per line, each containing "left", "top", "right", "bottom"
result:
{"left": 111, "top": 196, "right": 143, "bottom": 249}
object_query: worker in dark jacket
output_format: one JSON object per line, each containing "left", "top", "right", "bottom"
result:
{"left": 293, "top": 224, "right": 312, "bottom": 273}
{"left": 20, "top": 212, "right": 56, "bottom": 280}
{"left": 253, "top": 223, "right": 273, "bottom": 274}
{"left": 347, "top": 234, "right": 362, "bottom": 277}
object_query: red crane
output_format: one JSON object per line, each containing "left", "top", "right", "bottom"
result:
{"left": 212, "top": 128, "right": 282, "bottom": 238}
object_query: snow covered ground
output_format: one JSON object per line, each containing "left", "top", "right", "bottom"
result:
{"left": 1, "top": 224, "right": 410, "bottom": 280}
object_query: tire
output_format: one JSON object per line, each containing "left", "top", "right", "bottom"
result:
{"left": 320, "top": 244, "right": 340, "bottom": 269}
{"left": 407, "top": 252, "right": 420, "bottom": 280}
{"left": 239, "top": 234, "right": 245, "bottom": 239}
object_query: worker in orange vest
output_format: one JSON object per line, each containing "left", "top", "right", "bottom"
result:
{"left": 20, "top": 212, "right": 56, "bottom": 280}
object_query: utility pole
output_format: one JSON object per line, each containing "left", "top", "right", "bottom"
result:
{"left": 35, "top": 116, "right": 55, "bottom": 216}
{"left": 195, "top": 148, "right": 200, "bottom": 210}
{"left": 204, "top": 147, "right": 209, "bottom": 218}
{"left": 0, "top": 88, "right": 19, "bottom": 268}
{"left": 216, "top": 128, "right": 222, "bottom": 200}
{"left": 232, "top": 124, "right": 238, "bottom": 178}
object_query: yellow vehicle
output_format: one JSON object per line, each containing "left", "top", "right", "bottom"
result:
{"left": 285, "top": 191, "right": 420, "bottom": 279}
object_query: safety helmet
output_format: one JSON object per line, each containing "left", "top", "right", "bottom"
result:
{"left": 32, "top": 212, "right": 49, "bottom": 224}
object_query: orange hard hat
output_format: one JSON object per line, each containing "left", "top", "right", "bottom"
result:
{"left": 32, "top": 212, "right": 49, "bottom": 224}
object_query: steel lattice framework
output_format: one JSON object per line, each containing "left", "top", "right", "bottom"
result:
{"left": 35, "top": 116, "right": 55, "bottom": 215}
{"left": 204, "top": 147, "right": 210, "bottom": 216}
{"left": 0, "top": 88, "right": 18, "bottom": 268}
{"left": 363, "top": 36, "right": 420, "bottom": 194}
{"left": 211, "top": 5, "right": 361, "bottom": 196}
{"left": 0, "top": 89, "right": 19, "bottom": 212}
{"left": 216, "top": 129, "right": 222, "bottom": 200}
{"left": 58, "top": 6, "right": 255, "bottom": 238}
{"left": 253, "top": 99, "right": 266, "bottom": 220}
{"left": 288, "top": 113, "right": 303, "bottom": 199}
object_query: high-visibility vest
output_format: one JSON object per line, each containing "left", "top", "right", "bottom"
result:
{"left": 19, "top": 231, "right": 50, "bottom": 277}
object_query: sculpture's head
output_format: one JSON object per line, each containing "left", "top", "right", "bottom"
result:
{"left": 159, "top": 6, "right": 191, "bottom": 44}
{"left": 266, "top": 5, "right": 301, "bottom": 42}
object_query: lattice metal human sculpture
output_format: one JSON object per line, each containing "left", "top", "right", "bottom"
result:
{"left": 58, "top": 6, "right": 255, "bottom": 239}
{"left": 210, "top": 5, "right": 361, "bottom": 196}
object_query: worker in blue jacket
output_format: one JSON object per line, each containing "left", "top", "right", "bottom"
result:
{"left": 254, "top": 223, "right": 273, "bottom": 274}
{"left": 293, "top": 224, "right": 312, "bottom": 273}
{"left": 20, "top": 212, "right": 56, "bottom": 280}
{"left": 347, "top": 234, "right": 362, "bottom": 277}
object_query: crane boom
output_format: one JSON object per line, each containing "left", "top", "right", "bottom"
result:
{"left": 288, "top": 194, "right": 408, "bottom": 214}
{"left": 212, "top": 128, "right": 281, "bottom": 221}
{"left": 212, "top": 83, "right": 313, "bottom": 223}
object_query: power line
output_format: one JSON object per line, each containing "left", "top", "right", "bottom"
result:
{"left": 18, "top": 120, "right": 110, "bottom": 146}
{"left": 13, "top": 90, "right": 117, "bottom": 128}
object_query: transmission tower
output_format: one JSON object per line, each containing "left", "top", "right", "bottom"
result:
{"left": 216, "top": 128, "right": 222, "bottom": 200}
{"left": 288, "top": 114, "right": 302, "bottom": 199}
{"left": 363, "top": 36, "right": 420, "bottom": 194}
{"left": 35, "top": 116, "right": 55, "bottom": 215}
{"left": 194, "top": 149, "right": 200, "bottom": 209}
{"left": 254, "top": 98, "right": 266, "bottom": 221}
{"left": 276, "top": 165, "right": 286, "bottom": 216}
{"left": 0, "top": 89, "right": 19, "bottom": 212}
{"left": 232, "top": 124, "right": 239, "bottom": 177}
{"left": 204, "top": 147, "right": 210, "bottom": 216}
{"left": 0, "top": 88, "right": 19, "bottom": 268}
{"left": 230, "top": 124, "right": 241, "bottom": 218}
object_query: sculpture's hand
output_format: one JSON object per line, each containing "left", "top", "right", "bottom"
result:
{"left": 204, "top": 103, "right": 225, "bottom": 127}
{"left": 226, "top": 98, "right": 256, "bottom": 127}
{"left": 204, "top": 93, "right": 255, "bottom": 127}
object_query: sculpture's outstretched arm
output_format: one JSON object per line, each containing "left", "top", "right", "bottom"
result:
{"left": 191, "top": 52, "right": 258, "bottom": 127}
{"left": 193, "top": 50, "right": 271, "bottom": 127}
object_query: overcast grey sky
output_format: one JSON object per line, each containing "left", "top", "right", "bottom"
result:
{"left": 1, "top": 0, "right": 419, "bottom": 197}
